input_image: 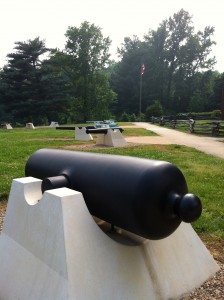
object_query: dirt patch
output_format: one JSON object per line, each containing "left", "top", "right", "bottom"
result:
{"left": 201, "top": 238, "right": 224, "bottom": 264}
{"left": 60, "top": 142, "right": 142, "bottom": 150}
{"left": 29, "top": 135, "right": 174, "bottom": 150}
{"left": 125, "top": 136, "right": 173, "bottom": 144}
{"left": 122, "top": 125, "right": 143, "bottom": 129}
{"left": 29, "top": 138, "right": 75, "bottom": 141}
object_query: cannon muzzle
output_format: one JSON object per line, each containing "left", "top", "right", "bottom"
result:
{"left": 25, "top": 149, "right": 202, "bottom": 240}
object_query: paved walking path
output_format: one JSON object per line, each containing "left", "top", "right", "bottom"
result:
{"left": 126, "top": 122, "right": 224, "bottom": 159}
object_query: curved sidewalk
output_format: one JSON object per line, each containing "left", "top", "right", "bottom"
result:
{"left": 132, "top": 122, "right": 224, "bottom": 159}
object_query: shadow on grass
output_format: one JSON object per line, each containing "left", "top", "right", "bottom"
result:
{"left": 0, "top": 194, "right": 8, "bottom": 202}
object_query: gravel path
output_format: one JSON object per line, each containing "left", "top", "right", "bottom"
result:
{"left": 0, "top": 201, "right": 6, "bottom": 233}
{"left": 136, "top": 122, "right": 224, "bottom": 159}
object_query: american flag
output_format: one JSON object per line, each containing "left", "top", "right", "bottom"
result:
{"left": 141, "top": 64, "right": 145, "bottom": 75}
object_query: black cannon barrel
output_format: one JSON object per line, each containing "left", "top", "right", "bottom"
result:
{"left": 56, "top": 126, "right": 76, "bottom": 130}
{"left": 25, "top": 149, "right": 202, "bottom": 240}
{"left": 56, "top": 126, "right": 123, "bottom": 134}
{"left": 86, "top": 127, "right": 123, "bottom": 134}
{"left": 56, "top": 126, "right": 97, "bottom": 130}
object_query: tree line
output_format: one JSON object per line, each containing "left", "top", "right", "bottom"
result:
{"left": 0, "top": 9, "right": 223, "bottom": 125}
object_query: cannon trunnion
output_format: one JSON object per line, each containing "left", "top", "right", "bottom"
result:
{"left": 25, "top": 149, "right": 202, "bottom": 240}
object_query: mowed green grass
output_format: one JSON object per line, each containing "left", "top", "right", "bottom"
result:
{"left": 0, "top": 126, "right": 154, "bottom": 197}
{"left": 0, "top": 126, "right": 223, "bottom": 246}
{"left": 0, "top": 127, "right": 92, "bottom": 198}
{"left": 122, "top": 127, "right": 157, "bottom": 136}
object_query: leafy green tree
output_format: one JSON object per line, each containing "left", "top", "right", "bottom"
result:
{"left": 110, "top": 36, "right": 145, "bottom": 115}
{"left": 212, "top": 72, "right": 224, "bottom": 116}
{"left": 147, "top": 9, "right": 216, "bottom": 110}
{"left": 145, "top": 100, "right": 164, "bottom": 120}
{"left": 112, "top": 9, "right": 217, "bottom": 116}
{"left": 164, "top": 9, "right": 194, "bottom": 106}
{"left": 188, "top": 89, "right": 204, "bottom": 112}
{"left": 64, "top": 21, "right": 116, "bottom": 121}
{"left": 143, "top": 22, "right": 169, "bottom": 107}
{"left": 179, "top": 70, "right": 216, "bottom": 113}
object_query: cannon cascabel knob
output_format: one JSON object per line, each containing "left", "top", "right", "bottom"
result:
{"left": 176, "top": 193, "right": 202, "bottom": 223}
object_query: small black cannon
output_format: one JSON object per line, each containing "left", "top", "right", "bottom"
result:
{"left": 25, "top": 149, "right": 202, "bottom": 240}
{"left": 56, "top": 126, "right": 124, "bottom": 134}
{"left": 85, "top": 127, "right": 124, "bottom": 134}
{"left": 56, "top": 126, "right": 96, "bottom": 130}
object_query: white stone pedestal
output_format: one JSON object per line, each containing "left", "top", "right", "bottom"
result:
{"left": 49, "top": 121, "right": 59, "bottom": 128}
{"left": 2, "top": 123, "right": 13, "bottom": 129}
{"left": 75, "top": 127, "right": 93, "bottom": 141}
{"left": 96, "top": 128, "right": 127, "bottom": 147}
{"left": 0, "top": 177, "right": 219, "bottom": 300}
{"left": 26, "top": 123, "right": 35, "bottom": 129}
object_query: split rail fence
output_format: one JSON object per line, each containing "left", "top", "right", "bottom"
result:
{"left": 151, "top": 115, "right": 224, "bottom": 137}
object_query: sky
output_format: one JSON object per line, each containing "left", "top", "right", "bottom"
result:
{"left": 1, "top": 0, "right": 224, "bottom": 72}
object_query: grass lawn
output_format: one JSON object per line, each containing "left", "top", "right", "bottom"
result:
{"left": 0, "top": 125, "right": 223, "bottom": 260}
{"left": 0, "top": 127, "right": 93, "bottom": 198}
{"left": 122, "top": 127, "right": 157, "bottom": 137}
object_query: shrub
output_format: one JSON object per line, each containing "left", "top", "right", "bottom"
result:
{"left": 145, "top": 100, "right": 163, "bottom": 121}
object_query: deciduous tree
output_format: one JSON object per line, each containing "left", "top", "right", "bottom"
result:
{"left": 64, "top": 21, "right": 116, "bottom": 121}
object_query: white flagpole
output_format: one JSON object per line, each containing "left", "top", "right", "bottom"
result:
{"left": 139, "top": 64, "right": 145, "bottom": 115}
{"left": 139, "top": 71, "right": 143, "bottom": 115}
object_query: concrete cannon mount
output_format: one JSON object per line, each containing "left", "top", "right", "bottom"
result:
{"left": 56, "top": 126, "right": 127, "bottom": 147}
{"left": 0, "top": 177, "right": 219, "bottom": 300}
{"left": 75, "top": 126, "right": 127, "bottom": 147}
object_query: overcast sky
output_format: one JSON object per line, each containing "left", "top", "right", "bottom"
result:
{"left": 1, "top": 0, "right": 223, "bottom": 72}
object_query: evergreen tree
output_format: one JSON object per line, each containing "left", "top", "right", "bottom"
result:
{"left": 0, "top": 37, "right": 49, "bottom": 123}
